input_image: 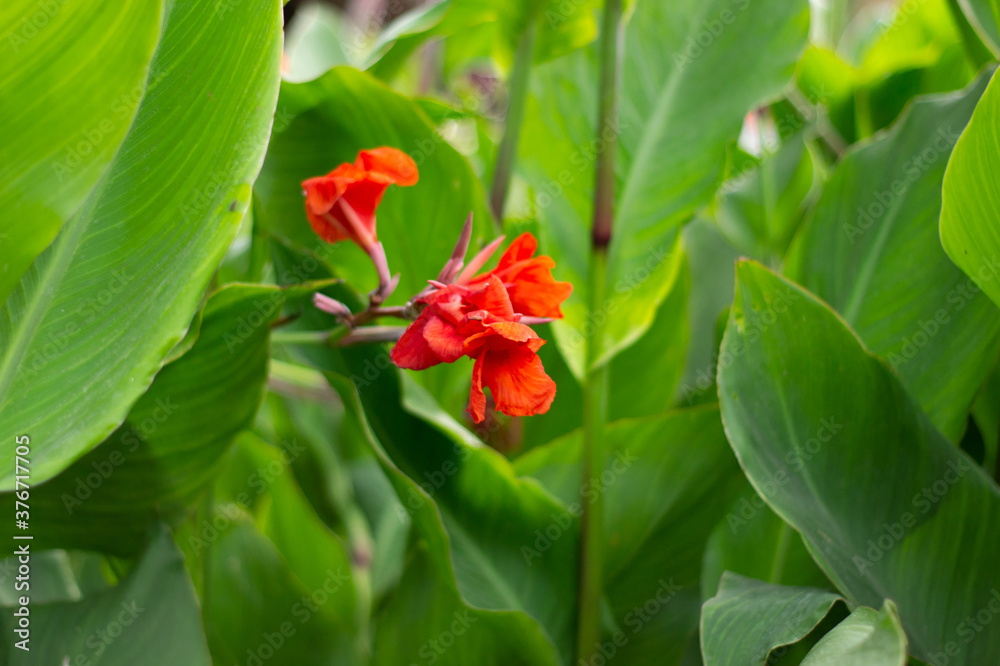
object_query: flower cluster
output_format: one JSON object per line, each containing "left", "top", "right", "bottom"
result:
{"left": 391, "top": 234, "right": 571, "bottom": 422}
{"left": 302, "top": 147, "right": 571, "bottom": 423}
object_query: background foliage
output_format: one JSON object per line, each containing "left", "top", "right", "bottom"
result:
{"left": 3, "top": 0, "right": 1000, "bottom": 664}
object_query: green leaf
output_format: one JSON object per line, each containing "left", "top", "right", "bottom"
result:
{"left": 941, "top": 68, "right": 1000, "bottom": 313}
{"left": 713, "top": 131, "right": 817, "bottom": 263}
{"left": 254, "top": 66, "right": 492, "bottom": 306}
{"left": 186, "top": 514, "right": 362, "bottom": 665}
{"left": 515, "top": 406, "right": 746, "bottom": 664}
{"left": 244, "top": 432, "right": 361, "bottom": 635}
{"left": 700, "top": 573, "right": 844, "bottom": 666}
{"left": 283, "top": 1, "right": 352, "bottom": 82}
{"left": 701, "top": 501, "right": 831, "bottom": 600}
{"left": 786, "top": 70, "right": 1000, "bottom": 441}
{"left": 1, "top": 524, "right": 211, "bottom": 665}
{"left": 0, "top": 0, "right": 164, "bottom": 303}
{"left": 0, "top": 0, "right": 283, "bottom": 489}
{"left": 0, "top": 283, "right": 304, "bottom": 554}
{"left": 367, "top": 0, "right": 598, "bottom": 80}
{"left": 300, "top": 339, "right": 574, "bottom": 661}
{"left": 964, "top": 0, "right": 1000, "bottom": 54}
{"left": 718, "top": 261, "right": 1000, "bottom": 665}
{"left": 800, "top": 601, "right": 908, "bottom": 666}
{"left": 607, "top": 242, "right": 690, "bottom": 420}
{"left": 372, "top": 544, "right": 560, "bottom": 665}
{"left": 520, "top": 0, "right": 809, "bottom": 375}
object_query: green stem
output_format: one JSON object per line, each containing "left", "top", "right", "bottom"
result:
{"left": 854, "top": 86, "right": 874, "bottom": 141}
{"left": 590, "top": 0, "right": 624, "bottom": 250}
{"left": 576, "top": 252, "right": 610, "bottom": 663}
{"left": 489, "top": 21, "right": 537, "bottom": 227}
{"left": 270, "top": 330, "right": 334, "bottom": 345}
{"left": 576, "top": 0, "right": 623, "bottom": 661}
{"left": 201, "top": 487, "right": 214, "bottom": 640}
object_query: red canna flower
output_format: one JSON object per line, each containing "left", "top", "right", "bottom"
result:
{"left": 391, "top": 275, "right": 556, "bottom": 423}
{"left": 302, "top": 147, "right": 417, "bottom": 253}
{"left": 463, "top": 232, "right": 573, "bottom": 318}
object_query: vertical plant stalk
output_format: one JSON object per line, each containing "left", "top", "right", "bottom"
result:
{"left": 489, "top": 22, "right": 538, "bottom": 227}
{"left": 576, "top": 0, "right": 623, "bottom": 662}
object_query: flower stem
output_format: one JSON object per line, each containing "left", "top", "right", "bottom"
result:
{"left": 590, "top": 0, "right": 624, "bottom": 250}
{"left": 489, "top": 21, "right": 537, "bottom": 227}
{"left": 577, "top": 250, "right": 609, "bottom": 664}
{"left": 576, "top": 0, "right": 623, "bottom": 661}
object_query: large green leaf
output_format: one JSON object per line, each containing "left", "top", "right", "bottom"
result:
{"left": 0, "top": 0, "right": 283, "bottom": 489}
{"left": 187, "top": 514, "right": 361, "bottom": 665}
{"left": 520, "top": 0, "right": 809, "bottom": 375}
{"left": 372, "top": 544, "right": 560, "bottom": 665}
{"left": 367, "top": 0, "right": 598, "bottom": 80}
{"left": 786, "top": 70, "right": 1000, "bottom": 441}
{"left": 515, "top": 406, "right": 745, "bottom": 665}
{"left": 717, "top": 261, "right": 1000, "bottom": 665}
{"left": 959, "top": 0, "right": 1000, "bottom": 54}
{"left": 0, "top": 524, "right": 211, "bottom": 665}
{"left": 0, "top": 283, "right": 316, "bottom": 555}
{"left": 606, "top": 241, "right": 690, "bottom": 420}
{"left": 800, "top": 601, "right": 908, "bottom": 666}
{"left": 318, "top": 364, "right": 571, "bottom": 661}
{"left": 941, "top": 68, "right": 1000, "bottom": 312}
{"left": 254, "top": 66, "right": 492, "bottom": 307}
{"left": 700, "top": 573, "right": 844, "bottom": 666}
{"left": 701, "top": 501, "right": 831, "bottom": 600}
{"left": 0, "top": 0, "right": 163, "bottom": 303}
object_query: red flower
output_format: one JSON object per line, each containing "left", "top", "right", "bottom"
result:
{"left": 302, "top": 147, "right": 417, "bottom": 252}
{"left": 463, "top": 233, "right": 572, "bottom": 318}
{"left": 391, "top": 275, "right": 556, "bottom": 423}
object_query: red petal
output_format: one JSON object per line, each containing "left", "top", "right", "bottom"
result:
{"left": 465, "top": 274, "right": 514, "bottom": 319}
{"left": 480, "top": 347, "right": 556, "bottom": 417}
{"left": 505, "top": 259, "right": 573, "bottom": 318}
{"left": 495, "top": 232, "right": 537, "bottom": 270}
{"left": 467, "top": 353, "right": 487, "bottom": 423}
{"left": 423, "top": 314, "right": 466, "bottom": 363}
{"left": 485, "top": 321, "right": 539, "bottom": 343}
{"left": 391, "top": 311, "right": 442, "bottom": 370}
{"left": 357, "top": 147, "right": 419, "bottom": 186}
